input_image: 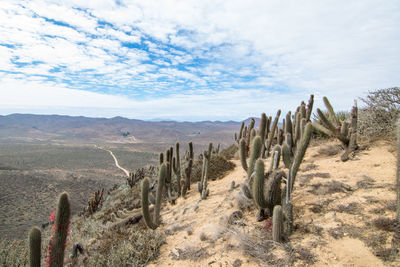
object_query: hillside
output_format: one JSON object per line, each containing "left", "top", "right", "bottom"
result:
{"left": 0, "top": 114, "right": 240, "bottom": 147}
{"left": 4, "top": 139, "right": 397, "bottom": 266}
{"left": 143, "top": 140, "right": 398, "bottom": 266}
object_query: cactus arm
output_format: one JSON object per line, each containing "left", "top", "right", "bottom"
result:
{"left": 323, "top": 96, "right": 340, "bottom": 127}
{"left": 306, "top": 94, "right": 314, "bottom": 121}
{"left": 266, "top": 110, "right": 281, "bottom": 157}
{"left": 247, "top": 136, "right": 262, "bottom": 179}
{"left": 239, "top": 138, "right": 248, "bottom": 171}
{"left": 252, "top": 159, "right": 268, "bottom": 209}
{"left": 312, "top": 121, "right": 332, "bottom": 136}
{"left": 289, "top": 122, "right": 312, "bottom": 191}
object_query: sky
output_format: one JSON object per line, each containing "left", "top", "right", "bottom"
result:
{"left": 0, "top": 0, "right": 399, "bottom": 121}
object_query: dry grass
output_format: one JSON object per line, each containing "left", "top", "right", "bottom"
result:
{"left": 169, "top": 246, "right": 211, "bottom": 261}
{"left": 315, "top": 144, "right": 343, "bottom": 157}
{"left": 307, "top": 180, "right": 353, "bottom": 195}
{"left": 226, "top": 226, "right": 295, "bottom": 267}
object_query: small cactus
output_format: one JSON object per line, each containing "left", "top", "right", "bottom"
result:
{"left": 272, "top": 205, "right": 283, "bottom": 242}
{"left": 29, "top": 226, "right": 41, "bottom": 267}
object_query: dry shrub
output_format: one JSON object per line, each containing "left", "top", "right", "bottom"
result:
{"left": 0, "top": 239, "right": 29, "bottom": 266}
{"left": 373, "top": 248, "right": 398, "bottom": 262}
{"left": 191, "top": 155, "right": 235, "bottom": 182}
{"left": 358, "top": 87, "right": 400, "bottom": 141}
{"left": 372, "top": 217, "right": 397, "bottom": 232}
{"left": 300, "top": 163, "right": 318, "bottom": 172}
{"left": 235, "top": 190, "right": 254, "bottom": 211}
{"left": 87, "top": 224, "right": 165, "bottom": 266}
{"left": 226, "top": 227, "right": 295, "bottom": 267}
{"left": 356, "top": 175, "right": 375, "bottom": 189}
{"left": 219, "top": 144, "right": 238, "bottom": 160}
{"left": 335, "top": 202, "right": 361, "bottom": 214}
{"left": 169, "top": 246, "right": 211, "bottom": 261}
{"left": 315, "top": 144, "right": 343, "bottom": 157}
{"left": 294, "top": 246, "right": 316, "bottom": 265}
{"left": 308, "top": 180, "right": 353, "bottom": 195}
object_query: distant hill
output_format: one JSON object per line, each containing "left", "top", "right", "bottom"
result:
{"left": 0, "top": 114, "right": 244, "bottom": 146}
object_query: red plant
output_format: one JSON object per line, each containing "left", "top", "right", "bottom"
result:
{"left": 263, "top": 217, "right": 272, "bottom": 233}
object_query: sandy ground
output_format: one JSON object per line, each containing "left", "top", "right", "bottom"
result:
{"left": 148, "top": 140, "right": 399, "bottom": 267}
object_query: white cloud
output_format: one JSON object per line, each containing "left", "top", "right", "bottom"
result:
{"left": 0, "top": 0, "right": 399, "bottom": 120}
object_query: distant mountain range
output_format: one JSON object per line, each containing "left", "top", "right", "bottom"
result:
{"left": 0, "top": 114, "right": 253, "bottom": 146}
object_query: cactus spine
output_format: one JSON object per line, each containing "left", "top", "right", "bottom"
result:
{"left": 29, "top": 226, "right": 41, "bottom": 267}
{"left": 49, "top": 192, "right": 70, "bottom": 267}
{"left": 141, "top": 163, "right": 166, "bottom": 229}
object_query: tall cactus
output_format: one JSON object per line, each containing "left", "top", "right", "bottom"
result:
{"left": 29, "top": 226, "right": 41, "bottom": 267}
{"left": 48, "top": 192, "right": 70, "bottom": 267}
{"left": 198, "top": 143, "right": 212, "bottom": 199}
{"left": 172, "top": 142, "right": 181, "bottom": 196}
{"left": 182, "top": 142, "right": 194, "bottom": 196}
{"left": 141, "top": 163, "right": 166, "bottom": 230}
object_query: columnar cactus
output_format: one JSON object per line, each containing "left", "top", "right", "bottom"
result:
{"left": 182, "top": 142, "right": 194, "bottom": 196}
{"left": 264, "top": 110, "right": 281, "bottom": 158}
{"left": 48, "top": 192, "right": 70, "bottom": 267}
{"left": 141, "top": 163, "right": 166, "bottom": 230}
{"left": 313, "top": 96, "right": 358, "bottom": 161}
{"left": 198, "top": 143, "right": 212, "bottom": 199}
{"left": 29, "top": 226, "right": 41, "bottom": 267}
{"left": 172, "top": 142, "right": 182, "bottom": 196}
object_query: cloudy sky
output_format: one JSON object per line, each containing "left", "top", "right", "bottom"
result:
{"left": 0, "top": 0, "right": 399, "bottom": 121}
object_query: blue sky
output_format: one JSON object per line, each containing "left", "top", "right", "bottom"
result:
{"left": 0, "top": 0, "right": 399, "bottom": 121}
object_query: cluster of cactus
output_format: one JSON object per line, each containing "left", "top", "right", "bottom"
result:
{"left": 126, "top": 168, "right": 145, "bottom": 188}
{"left": 313, "top": 96, "right": 358, "bottom": 161}
{"left": 236, "top": 95, "right": 314, "bottom": 242}
{"left": 87, "top": 188, "right": 104, "bottom": 215}
{"left": 198, "top": 143, "right": 213, "bottom": 199}
{"left": 142, "top": 142, "right": 194, "bottom": 229}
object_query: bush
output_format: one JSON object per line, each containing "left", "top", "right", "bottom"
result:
{"left": 358, "top": 87, "right": 400, "bottom": 140}
{"left": 219, "top": 144, "right": 238, "bottom": 160}
{"left": 191, "top": 155, "right": 235, "bottom": 182}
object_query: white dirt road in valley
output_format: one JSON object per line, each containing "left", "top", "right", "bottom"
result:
{"left": 96, "top": 146, "right": 130, "bottom": 176}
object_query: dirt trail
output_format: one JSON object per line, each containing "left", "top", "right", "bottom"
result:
{"left": 96, "top": 146, "right": 130, "bottom": 176}
{"left": 148, "top": 141, "right": 398, "bottom": 267}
